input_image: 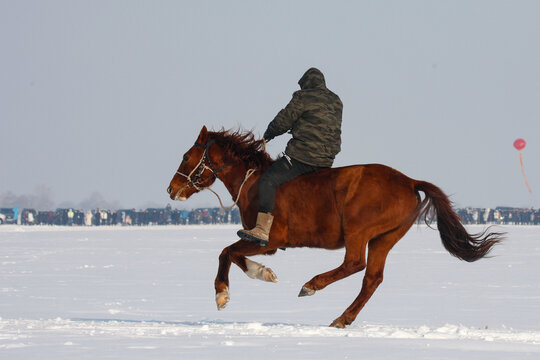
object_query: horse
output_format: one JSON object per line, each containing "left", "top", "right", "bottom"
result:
{"left": 167, "top": 126, "right": 503, "bottom": 328}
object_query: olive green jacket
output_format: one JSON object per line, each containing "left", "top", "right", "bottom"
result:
{"left": 265, "top": 68, "right": 343, "bottom": 167}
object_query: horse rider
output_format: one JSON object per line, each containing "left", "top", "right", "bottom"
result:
{"left": 237, "top": 67, "right": 343, "bottom": 246}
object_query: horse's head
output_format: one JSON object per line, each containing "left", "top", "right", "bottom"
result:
{"left": 167, "top": 126, "right": 220, "bottom": 201}
{"left": 168, "top": 126, "right": 273, "bottom": 202}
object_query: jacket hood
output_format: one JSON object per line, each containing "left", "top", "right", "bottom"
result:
{"left": 298, "top": 67, "right": 326, "bottom": 90}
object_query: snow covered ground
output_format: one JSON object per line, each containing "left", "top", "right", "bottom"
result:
{"left": 0, "top": 224, "right": 538, "bottom": 359}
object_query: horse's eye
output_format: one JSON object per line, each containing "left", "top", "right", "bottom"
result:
{"left": 183, "top": 155, "right": 189, "bottom": 162}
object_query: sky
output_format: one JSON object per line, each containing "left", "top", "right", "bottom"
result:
{"left": 1, "top": 0, "right": 539, "bottom": 210}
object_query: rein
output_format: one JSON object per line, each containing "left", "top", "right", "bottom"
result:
{"left": 176, "top": 139, "right": 256, "bottom": 210}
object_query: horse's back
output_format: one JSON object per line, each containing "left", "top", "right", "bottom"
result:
{"left": 285, "top": 163, "right": 415, "bottom": 192}
{"left": 272, "top": 163, "right": 418, "bottom": 248}
{"left": 277, "top": 163, "right": 417, "bottom": 211}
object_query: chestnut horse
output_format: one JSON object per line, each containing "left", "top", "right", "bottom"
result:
{"left": 168, "top": 126, "right": 502, "bottom": 328}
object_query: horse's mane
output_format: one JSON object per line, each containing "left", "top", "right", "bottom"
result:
{"left": 210, "top": 128, "right": 274, "bottom": 171}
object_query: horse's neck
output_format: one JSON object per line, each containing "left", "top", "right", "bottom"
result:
{"left": 218, "top": 163, "right": 260, "bottom": 212}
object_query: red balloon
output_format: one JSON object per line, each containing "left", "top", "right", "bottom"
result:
{"left": 513, "top": 138, "right": 526, "bottom": 151}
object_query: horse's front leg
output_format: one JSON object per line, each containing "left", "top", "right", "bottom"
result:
{"left": 215, "top": 246, "right": 233, "bottom": 310}
{"left": 215, "top": 240, "right": 278, "bottom": 310}
{"left": 243, "top": 258, "right": 278, "bottom": 282}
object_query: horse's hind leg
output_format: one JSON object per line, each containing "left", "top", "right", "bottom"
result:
{"left": 215, "top": 241, "right": 278, "bottom": 310}
{"left": 329, "top": 224, "right": 411, "bottom": 328}
{"left": 298, "top": 244, "right": 367, "bottom": 297}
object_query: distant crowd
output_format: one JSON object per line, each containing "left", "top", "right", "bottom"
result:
{"left": 0, "top": 205, "right": 539, "bottom": 226}
{"left": 456, "top": 207, "right": 540, "bottom": 225}
{"left": 0, "top": 205, "right": 241, "bottom": 226}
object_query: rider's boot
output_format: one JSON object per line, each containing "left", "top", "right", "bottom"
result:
{"left": 237, "top": 212, "right": 274, "bottom": 247}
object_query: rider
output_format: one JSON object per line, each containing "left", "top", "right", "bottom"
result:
{"left": 237, "top": 67, "right": 343, "bottom": 246}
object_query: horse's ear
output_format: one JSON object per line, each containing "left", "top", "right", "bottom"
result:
{"left": 197, "top": 125, "right": 209, "bottom": 142}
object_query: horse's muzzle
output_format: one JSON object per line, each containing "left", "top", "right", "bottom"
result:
{"left": 167, "top": 186, "right": 186, "bottom": 201}
{"left": 170, "top": 188, "right": 187, "bottom": 201}
{"left": 175, "top": 193, "right": 187, "bottom": 201}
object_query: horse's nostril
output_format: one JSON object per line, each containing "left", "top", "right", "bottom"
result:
{"left": 167, "top": 186, "right": 172, "bottom": 194}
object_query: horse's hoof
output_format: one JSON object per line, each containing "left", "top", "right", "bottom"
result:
{"left": 263, "top": 267, "right": 278, "bottom": 283}
{"left": 245, "top": 259, "right": 278, "bottom": 282}
{"left": 298, "top": 285, "right": 315, "bottom": 297}
{"left": 329, "top": 318, "right": 346, "bottom": 328}
{"left": 216, "top": 289, "right": 230, "bottom": 310}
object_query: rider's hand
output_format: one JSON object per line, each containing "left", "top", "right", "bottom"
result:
{"left": 263, "top": 130, "right": 273, "bottom": 142}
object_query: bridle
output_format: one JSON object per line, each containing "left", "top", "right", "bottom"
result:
{"left": 176, "top": 139, "right": 229, "bottom": 189}
{"left": 175, "top": 139, "right": 256, "bottom": 209}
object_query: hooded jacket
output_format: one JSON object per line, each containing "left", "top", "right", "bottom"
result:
{"left": 264, "top": 68, "right": 343, "bottom": 167}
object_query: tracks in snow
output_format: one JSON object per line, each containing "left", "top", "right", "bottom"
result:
{"left": 1, "top": 318, "right": 539, "bottom": 345}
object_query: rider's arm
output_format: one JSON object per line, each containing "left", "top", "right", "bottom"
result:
{"left": 264, "top": 91, "right": 303, "bottom": 141}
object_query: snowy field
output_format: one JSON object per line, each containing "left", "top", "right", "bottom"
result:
{"left": 0, "top": 224, "right": 538, "bottom": 359}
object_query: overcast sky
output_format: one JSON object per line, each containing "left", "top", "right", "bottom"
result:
{"left": 1, "top": 1, "right": 539, "bottom": 210}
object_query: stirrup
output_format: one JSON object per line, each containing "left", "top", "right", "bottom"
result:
{"left": 237, "top": 230, "right": 269, "bottom": 247}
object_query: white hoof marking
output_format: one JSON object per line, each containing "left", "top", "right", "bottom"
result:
{"left": 244, "top": 258, "right": 278, "bottom": 283}
{"left": 215, "top": 287, "right": 230, "bottom": 310}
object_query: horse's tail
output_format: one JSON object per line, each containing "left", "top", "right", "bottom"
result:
{"left": 413, "top": 180, "right": 504, "bottom": 262}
